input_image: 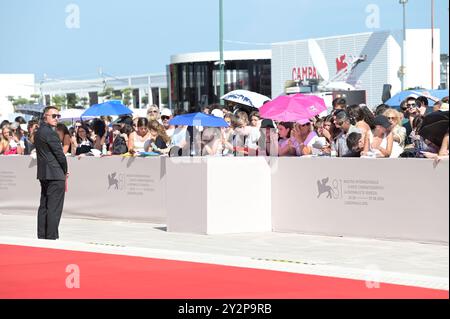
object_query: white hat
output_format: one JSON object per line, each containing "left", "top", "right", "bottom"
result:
{"left": 440, "top": 103, "right": 449, "bottom": 112}
{"left": 160, "top": 108, "right": 173, "bottom": 117}
{"left": 20, "top": 124, "right": 28, "bottom": 132}
{"left": 211, "top": 109, "right": 224, "bottom": 118}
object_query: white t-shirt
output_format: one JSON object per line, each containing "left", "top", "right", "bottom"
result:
{"left": 247, "top": 127, "right": 261, "bottom": 149}
{"left": 166, "top": 127, "right": 175, "bottom": 138}
{"left": 171, "top": 127, "right": 187, "bottom": 147}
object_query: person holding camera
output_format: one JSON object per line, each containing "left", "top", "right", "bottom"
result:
{"left": 0, "top": 125, "right": 24, "bottom": 155}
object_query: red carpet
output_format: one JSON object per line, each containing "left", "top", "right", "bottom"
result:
{"left": 0, "top": 244, "right": 447, "bottom": 299}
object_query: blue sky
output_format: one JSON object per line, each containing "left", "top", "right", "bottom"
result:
{"left": 0, "top": 0, "right": 448, "bottom": 80}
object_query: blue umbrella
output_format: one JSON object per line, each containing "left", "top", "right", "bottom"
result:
{"left": 81, "top": 100, "right": 132, "bottom": 117}
{"left": 169, "top": 112, "right": 229, "bottom": 127}
{"left": 385, "top": 89, "right": 448, "bottom": 107}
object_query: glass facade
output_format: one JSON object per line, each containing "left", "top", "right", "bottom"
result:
{"left": 169, "top": 59, "right": 271, "bottom": 112}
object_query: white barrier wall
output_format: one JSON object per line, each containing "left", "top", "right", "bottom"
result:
{"left": 0, "top": 156, "right": 166, "bottom": 223}
{"left": 0, "top": 156, "right": 448, "bottom": 243}
{"left": 165, "top": 157, "right": 272, "bottom": 235}
{"left": 271, "top": 157, "right": 449, "bottom": 243}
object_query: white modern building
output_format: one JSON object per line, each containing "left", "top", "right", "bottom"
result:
{"left": 271, "top": 29, "right": 442, "bottom": 108}
{"left": 0, "top": 74, "right": 36, "bottom": 120}
{"left": 38, "top": 73, "right": 168, "bottom": 109}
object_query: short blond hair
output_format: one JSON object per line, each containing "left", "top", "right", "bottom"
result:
{"left": 383, "top": 108, "right": 403, "bottom": 126}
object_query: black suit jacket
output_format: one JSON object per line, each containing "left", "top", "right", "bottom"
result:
{"left": 35, "top": 122, "right": 68, "bottom": 181}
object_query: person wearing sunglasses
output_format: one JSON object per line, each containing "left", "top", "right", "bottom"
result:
{"left": 0, "top": 124, "right": 24, "bottom": 155}
{"left": 160, "top": 108, "right": 175, "bottom": 138}
{"left": 383, "top": 109, "right": 406, "bottom": 149}
{"left": 146, "top": 104, "right": 160, "bottom": 122}
{"left": 363, "top": 115, "right": 403, "bottom": 158}
{"left": 289, "top": 119, "right": 314, "bottom": 156}
{"left": 332, "top": 111, "right": 362, "bottom": 157}
{"left": 401, "top": 96, "right": 421, "bottom": 146}
{"left": 34, "top": 106, "right": 68, "bottom": 240}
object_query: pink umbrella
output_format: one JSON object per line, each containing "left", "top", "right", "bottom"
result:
{"left": 259, "top": 94, "right": 327, "bottom": 122}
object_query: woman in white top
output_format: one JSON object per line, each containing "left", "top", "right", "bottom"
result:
{"left": 363, "top": 115, "right": 403, "bottom": 158}
{"left": 238, "top": 111, "right": 260, "bottom": 155}
{"left": 201, "top": 127, "right": 222, "bottom": 156}
{"left": 128, "top": 117, "right": 152, "bottom": 154}
{"left": 383, "top": 108, "right": 407, "bottom": 149}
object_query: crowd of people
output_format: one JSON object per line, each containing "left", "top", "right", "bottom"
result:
{"left": 0, "top": 94, "right": 448, "bottom": 160}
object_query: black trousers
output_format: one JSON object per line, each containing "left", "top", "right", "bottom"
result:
{"left": 38, "top": 180, "right": 65, "bottom": 240}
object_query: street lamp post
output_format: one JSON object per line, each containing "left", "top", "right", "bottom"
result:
{"left": 399, "top": 0, "right": 408, "bottom": 91}
{"left": 431, "top": 0, "right": 435, "bottom": 89}
{"left": 219, "top": 0, "right": 225, "bottom": 106}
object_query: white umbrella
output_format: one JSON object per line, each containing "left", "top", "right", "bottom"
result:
{"left": 59, "top": 108, "right": 94, "bottom": 122}
{"left": 132, "top": 108, "right": 148, "bottom": 118}
{"left": 221, "top": 90, "right": 271, "bottom": 109}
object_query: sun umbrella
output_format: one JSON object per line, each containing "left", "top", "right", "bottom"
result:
{"left": 169, "top": 112, "right": 229, "bottom": 128}
{"left": 418, "top": 111, "right": 449, "bottom": 147}
{"left": 81, "top": 100, "right": 132, "bottom": 118}
{"left": 259, "top": 94, "right": 327, "bottom": 122}
{"left": 59, "top": 108, "right": 94, "bottom": 122}
{"left": 385, "top": 89, "right": 449, "bottom": 107}
{"left": 132, "top": 108, "right": 148, "bottom": 118}
{"left": 221, "top": 90, "right": 271, "bottom": 109}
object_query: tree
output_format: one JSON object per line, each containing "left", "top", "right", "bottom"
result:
{"left": 142, "top": 93, "right": 149, "bottom": 105}
{"left": 67, "top": 94, "right": 80, "bottom": 108}
{"left": 98, "top": 86, "right": 114, "bottom": 100}
{"left": 80, "top": 97, "right": 89, "bottom": 108}
{"left": 52, "top": 95, "right": 66, "bottom": 110}
{"left": 30, "top": 94, "right": 41, "bottom": 103}
{"left": 122, "top": 88, "right": 133, "bottom": 107}
{"left": 12, "top": 97, "right": 31, "bottom": 107}
{"left": 11, "top": 96, "right": 32, "bottom": 112}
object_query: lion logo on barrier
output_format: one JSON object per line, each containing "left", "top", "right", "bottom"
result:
{"left": 108, "top": 172, "right": 119, "bottom": 190}
{"left": 317, "top": 177, "right": 332, "bottom": 199}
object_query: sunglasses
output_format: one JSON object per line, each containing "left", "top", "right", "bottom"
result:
{"left": 387, "top": 117, "right": 396, "bottom": 120}
{"left": 406, "top": 103, "right": 416, "bottom": 108}
{"left": 148, "top": 110, "right": 158, "bottom": 114}
{"left": 46, "top": 114, "right": 61, "bottom": 119}
{"left": 161, "top": 116, "right": 170, "bottom": 121}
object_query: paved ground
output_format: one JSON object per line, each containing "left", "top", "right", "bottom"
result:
{"left": 0, "top": 212, "right": 448, "bottom": 290}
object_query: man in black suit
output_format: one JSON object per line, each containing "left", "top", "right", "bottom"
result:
{"left": 35, "top": 106, "right": 68, "bottom": 240}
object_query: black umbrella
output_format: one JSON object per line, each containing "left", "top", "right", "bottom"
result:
{"left": 418, "top": 111, "right": 449, "bottom": 147}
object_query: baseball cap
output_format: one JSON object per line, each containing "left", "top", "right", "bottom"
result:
{"left": 20, "top": 124, "right": 28, "bottom": 132}
{"left": 160, "top": 108, "right": 173, "bottom": 117}
{"left": 260, "top": 119, "right": 276, "bottom": 129}
{"left": 296, "top": 118, "right": 311, "bottom": 125}
{"left": 440, "top": 103, "right": 449, "bottom": 112}
{"left": 211, "top": 109, "right": 224, "bottom": 118}
{"left": 407, "top": 94, "right": 419, "bottom": 99}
